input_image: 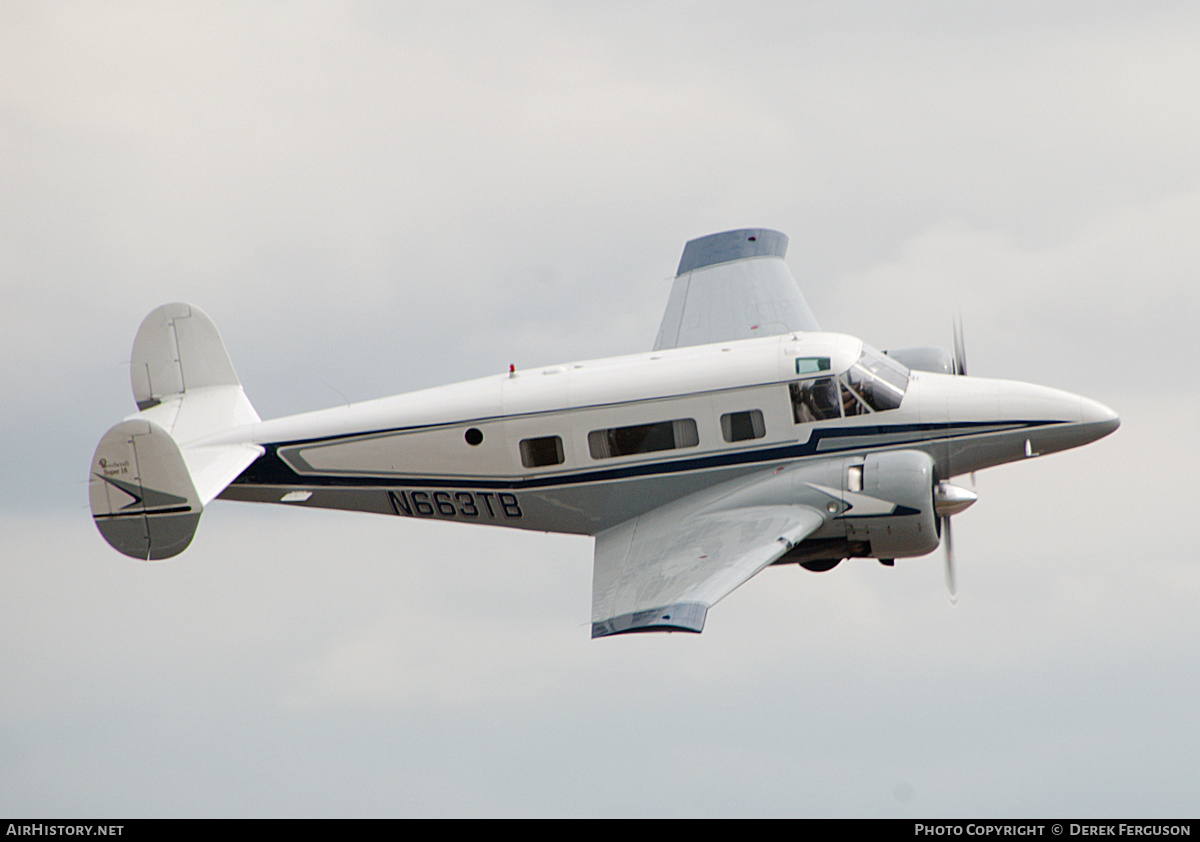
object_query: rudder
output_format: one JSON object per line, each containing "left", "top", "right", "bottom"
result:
{"left": 131, "top": 302, "right": 243, "bottom": 410}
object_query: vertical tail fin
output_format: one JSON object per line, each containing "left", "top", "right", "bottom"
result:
{"left": 90, "top": 303, "right": 262, "bottom": 560}
{"left": 90, "top": 419, "right": 204, "bottom": 560}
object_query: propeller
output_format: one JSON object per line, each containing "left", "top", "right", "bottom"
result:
{"left": 935, "top": 481, "right": 977, "bottom": 604}
{"left": 951, "top": 313, "right": 977, "bottom": 487}
{"left": 952, "top": 313, "right": 968, "bottom": 377}
{"left": 934, "top": 313, "right": 976, "bottom": 602}
{"left": 942, "top": 515, "right": 957, "bottom": 603}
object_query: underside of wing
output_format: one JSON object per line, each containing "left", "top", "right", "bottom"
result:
{"left": 652, "top": 228, "right": 820, "bottom": 351}
{"left": 591, "top": 499, "right": 827, "bottom": 638}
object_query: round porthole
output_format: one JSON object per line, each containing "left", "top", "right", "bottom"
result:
{"left": 464, "top": 428, "right": 483, "bottom": 446}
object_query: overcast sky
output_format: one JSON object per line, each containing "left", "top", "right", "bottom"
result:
{"left": 3, "top": 1, "right": 1198, "bottom": 818}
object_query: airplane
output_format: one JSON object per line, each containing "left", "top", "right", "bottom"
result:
{"left": 89, "top": 228, "right": 1119, "bottom": 637}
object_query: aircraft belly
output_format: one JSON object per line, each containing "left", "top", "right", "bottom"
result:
{"left": 219, "top": 461, "right": 776, "bottom": 536}
{"left": 944, "top": 432, "right": 1024, "bottom": 477}
{"left": 942, "top": 421, "right": 1085, "bottom": 476}
{"left": 219, "top": 484, "right": 396, "bottom": 516}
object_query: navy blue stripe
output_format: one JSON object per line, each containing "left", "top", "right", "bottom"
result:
{"left": 231, "top": 420, "right": 1063, "bottom": 491}
{"left": 94, "top": 506, "right": 194, "bottom": 518}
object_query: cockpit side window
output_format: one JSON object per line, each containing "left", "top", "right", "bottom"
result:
{"left": 790, "top": 348, "right": 909, "bottom": 424}
{"left": 790, "top": 378, "right": 841, "bottom": 422}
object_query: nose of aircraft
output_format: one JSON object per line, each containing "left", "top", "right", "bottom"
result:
{"left": 913, "top": 374, "right": 1117, "bottom": 474}
{"left": 977, "top": 379, "right": 1120, "bottom": 464}
{"left": 1078, "top": 395, "right": 1120, "bottom": 442}
{"left": 1010, "top": 387, "right": 1120, "bottom": 464}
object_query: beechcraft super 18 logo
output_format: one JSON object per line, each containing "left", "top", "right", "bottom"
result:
{"left": 97, "top": 457, "right": 131, "bottom": 478}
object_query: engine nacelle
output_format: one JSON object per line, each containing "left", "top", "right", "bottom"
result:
{"left": 883, "top": 345, "right": 953, "bottom": 374}
{"left": 842, "top": 450, "right": 939, "bottom": 560}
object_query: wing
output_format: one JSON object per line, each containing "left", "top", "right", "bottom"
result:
{"left": 591, "top": 498, "right": 827, "bottom": 638}
{"left": 652, "top": 228, "right": 820, "bottom": 351}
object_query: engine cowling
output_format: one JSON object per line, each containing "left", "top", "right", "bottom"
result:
{"left": 842, "top": 450, "right": 939, "bottom": 560}
{"left": 883, "top": 345, "right": 953, "bottom": 374}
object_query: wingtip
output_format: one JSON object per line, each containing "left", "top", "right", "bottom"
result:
{"left": 591, "top": 602, "right": 708, "bottom": 638}
{"left": 676, "top": 229, "right": 788, "bottom": 275}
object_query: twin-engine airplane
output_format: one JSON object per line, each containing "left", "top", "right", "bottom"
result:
{"left": 90, "top": 229, "right": 1118, "bottom": 637}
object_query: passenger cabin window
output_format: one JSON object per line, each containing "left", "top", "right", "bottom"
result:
{"left": 721, "top": 410, "right": 766, "bottom": 442}
{"left": 520, "top": 435, "right": 565, "bottom": 468}
{"left": 588, "top": 419, "right": 699, "bottom": 460}
{"left": 790, "top": 349, "right": 909, "bottom": 423}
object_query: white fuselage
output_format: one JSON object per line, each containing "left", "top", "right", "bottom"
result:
{"left": 212, "top": 331, "right": 1118, "bottom": 541}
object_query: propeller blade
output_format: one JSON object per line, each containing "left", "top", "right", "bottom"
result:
{"left": 953, "top": 313, "right": 968, "bottom": 377}
{"left": 944, "top": 315, "right": 970, "bottom": 601}
{"left": 942, "top": 515, "right": 958, "bottom": 604}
